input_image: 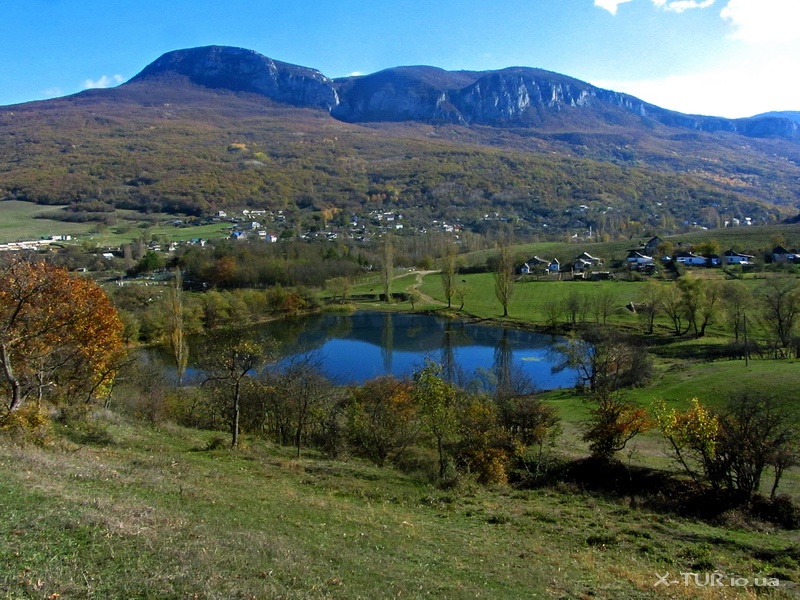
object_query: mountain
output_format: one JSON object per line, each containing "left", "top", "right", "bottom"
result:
{"left": 132, "top": 47, "right": 800, "bottom": 141}
{"left": 752, "top": 111, "right": 800, "bottom": 125}
{"left": 129, "top": 46, "right": 339, "bottom": 111}
{"left": 1, "top": 45, "right": 800, "bottom": 234}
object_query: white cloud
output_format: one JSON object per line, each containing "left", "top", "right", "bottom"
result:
{"left": 83, "top": 74, "right": 124, "bottom": 89}
{"left": 655, "top": 0, "right": 715, "bottom": 13}
{"left": 596, "top": 0, "right": 713, "bottom": 14}
{"left": 594, "top": 0, "right": 634, "bottom": 15}
{"left": 720, "top": 0, "right": 800, "bottom": 43}
{"left": 592, "top": 53, "right": 800, "bottom": 118}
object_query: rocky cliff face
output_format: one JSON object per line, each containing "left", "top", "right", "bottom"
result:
{"left": 130, "top": 46, "right": 339, "bottom": 111}
{"left": 453, "top": 69, "right": 601, "bottom": 125}
{"left": 127, "top": 46, "right": 800, "bottom": 143}
{"left": 330, "top": 67, "right": 468, "bottom": 123}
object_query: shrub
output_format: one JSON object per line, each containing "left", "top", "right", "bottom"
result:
{"left": 0, "top": 404, "right": 51, "bottom": 445}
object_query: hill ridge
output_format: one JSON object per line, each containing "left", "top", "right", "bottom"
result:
{"left": 125, "top": 46, "right": 799, "bottom": 142}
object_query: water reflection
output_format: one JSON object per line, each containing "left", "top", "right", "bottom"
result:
{"left": 155, "top": 312, "right": 576, "bottom": 389}
{"left": 227, "top": 311, "right": 576, "bottom": 390}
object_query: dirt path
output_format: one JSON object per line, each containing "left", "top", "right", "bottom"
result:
{"left": 404, "top": 269, "right": 445, "bottom": 307}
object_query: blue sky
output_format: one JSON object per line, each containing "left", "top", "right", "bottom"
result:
{"left": 2, "top": 0, "right": 797, "bottom": 118}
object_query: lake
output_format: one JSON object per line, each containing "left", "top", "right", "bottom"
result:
{"left": 189, "top": 311, "right": 577, "bottom": 390}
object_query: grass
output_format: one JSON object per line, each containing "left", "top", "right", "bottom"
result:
{"left": 626, "top": 359, "right": 800, "bottom": 409}
{"left": 90, "top": 220, "right": 233, "bottom": 247}
{"left": 0, "top": 201, "right": 94, "bottom": 243}
{"left": 419, "top": 271, "right": 650, "bottom": 328}
{"left": 2, "top": 415, "right": 800, "bottom": 599}
{"left": 0, "top": 200, "right": 233, "bottom": 246}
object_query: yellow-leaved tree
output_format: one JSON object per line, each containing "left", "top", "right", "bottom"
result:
{"left": 0, "top": 254, "right": 124, "bottom": 418}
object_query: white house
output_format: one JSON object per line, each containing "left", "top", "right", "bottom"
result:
{"left": 626, "top": 250, "right": 654, "bottom": 267}
{"left": 722, "top": 250, "right": 754, "bottom": 265}
{"left": 573, "top": 252, "right": 603, "bottom": 272}
{"left": 675, "top": 251, "right": 707, "bottom": 266}
{"left": 519, "top": 256, "right": 549, "bottom": 275}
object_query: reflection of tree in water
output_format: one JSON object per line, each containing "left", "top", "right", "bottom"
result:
{"left": 324, "top": 314, "right": 353, "bottom": 341}
{"left": 263, "top": 313, "right": 354, "bottom": 359}
{"left": 262, "top": 314, "right": 324, "bottom": 357}
{"left": 381, "top": 312, "right": 394, "bottom": 373}
{"left": 440, "top": 320, "right": 471, "bottom": 385}
{"left": 404, "top": 320, "right": 424, "bottom": 341}
{"left": 494, "top": 329, "right": 538, "bottom": 399}
{"left": 494, "top": 328, "right": 513, "bottom": 393}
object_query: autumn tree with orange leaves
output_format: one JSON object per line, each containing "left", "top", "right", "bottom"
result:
{"left": 0, "top": 255, "right": 124, "bottom": 416}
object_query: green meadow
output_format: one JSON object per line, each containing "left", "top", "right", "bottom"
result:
{"left": 2, "top": 418, "right": 799, "bottom": 599}
{"left": 0, "top": 200, "right": 232, "bottom": 246}
{"left": 0, "top": 201, "right": 92, "bottom": 243}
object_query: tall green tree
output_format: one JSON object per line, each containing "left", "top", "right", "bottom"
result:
{"left": 165, "top": 269, "right": 188, "bottom": 386}
{"left": 381, "top": 233, "right": 394, "bottom": 304}
{"left": 413, "top": 360, "right": 459, "bottom": 478}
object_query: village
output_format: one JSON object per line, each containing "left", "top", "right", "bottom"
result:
{"left": 2, "top": 206, "right": 798, "bottom": 286}
{"left": 517, "top": 235, "right": 800, "bottom": 280}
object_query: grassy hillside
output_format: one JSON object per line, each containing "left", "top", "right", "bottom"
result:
{"left": 2, "top": 417, "right": 799, "bottom": 599}
{"left": 0, "top": 201, "right": 93, "bottom": 243}
{"left": 2, "top": 81, "right": 799, "bottom": 239}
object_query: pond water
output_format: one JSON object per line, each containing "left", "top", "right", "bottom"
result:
{"left": 177, "top": 311, "right": 576, "bottom": 390}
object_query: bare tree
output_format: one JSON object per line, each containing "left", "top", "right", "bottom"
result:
{"left": 590, "top": 287, "right": 620, "bottom": 325}
{"left": 659, "top": 393, "right": 799, "bottom": 499}
{"left": 678, "top": 274, "right": 722, "bottom": 338}
{"left": 325, "top": 276, "right": 352, "bottom": 305}
{"left": 198, "top": 333, "right": 274, "bottom": 448}
{"left": 719, "top": 392, "right": 798, "bottom": 498}
{"left": 552, "top": 326, "right": 653, "bottom": 394}
{"left": 454, "top": 280, "right": 470, "bottom": 311}
{"left": 720, "top": 280, "right": 752, "bottom": 344}
{"left": 564, "top": 288, "right": 589, "bottom": 325}
{"left": 660, "top": 283, "right": 685, "bottom": 335}
{"left": 759, "top": 277, "right": 800, "bottom": 356}
{"left": 263, "top": 353, "right": 333, "bottom": 457}
{"left": 440, "top": 243, "right": 458, "bottom": 309}
{"left": 637, "top": 280, "right": 661, "bottom": 334}
{"left": 493, "top": 240, "right": 515, "bottom": 318}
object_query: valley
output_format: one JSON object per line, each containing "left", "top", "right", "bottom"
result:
{"left": 2, "top": 44, "right": 800, "bottom": 599}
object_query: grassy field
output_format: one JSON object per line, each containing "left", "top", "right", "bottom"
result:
{"left": 0, "top": 200, "right": 232, "bottom": 246}
{"left": 93, "top": 220, "right": 233, "bottom": 247}
{"left": 0, "top": 201, "right": 94, "bottom": 243}
{"left": 2, "top": 417, "right": 799, "bottom": 599}
{"left": 417, "top": 271, "right": 654, "bottom": 327}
